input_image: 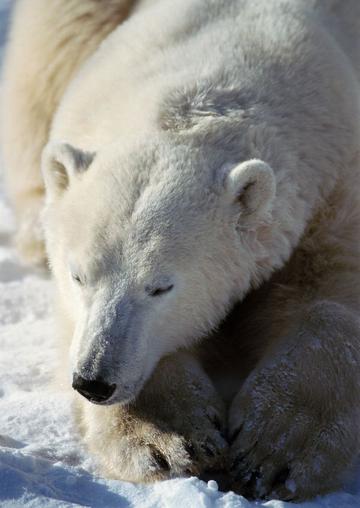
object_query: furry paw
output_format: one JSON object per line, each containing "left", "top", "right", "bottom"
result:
{"left": 228, "top": 352, "right": 359, "bottom": 501}
{"left": 85, "top": 401, "right": 228, "bottom": 482}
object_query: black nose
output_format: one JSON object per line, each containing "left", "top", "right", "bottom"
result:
{"left": 72, "top": 374, "right": 116, "bottom": 403}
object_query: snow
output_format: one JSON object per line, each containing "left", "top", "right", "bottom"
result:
{"left": 0, "top": 2, "right": 360, "bottom": 507}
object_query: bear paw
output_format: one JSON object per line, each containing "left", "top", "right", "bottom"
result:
{"left": 228, "top": 362, "right": 358, "bottom": 501}
{"left": 93, "top": 409, "right": 228, "bottom": 483}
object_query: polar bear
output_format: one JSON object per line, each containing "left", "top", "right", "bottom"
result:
{"left": 2, "top": 0, "right": 360, "bottom": 501}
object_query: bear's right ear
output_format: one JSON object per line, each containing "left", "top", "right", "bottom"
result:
{"left": 41, "top": 141, "right": 95, "bottom": 200}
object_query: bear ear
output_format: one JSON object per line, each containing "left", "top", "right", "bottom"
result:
{"left": 224, "top": 159, "right": 276, "bottom": 219}
{"left": 41, "top": 141, "right": 95, "bottom": 200}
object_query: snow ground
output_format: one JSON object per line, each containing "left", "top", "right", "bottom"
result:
{"left": 0, "top": 2, "right": 360, "bottom": 507}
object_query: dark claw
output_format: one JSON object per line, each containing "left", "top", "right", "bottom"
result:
{"left": 220, "top": 431, "right": 228, "bottom": 442}
{"left": 241, "top": 470, "right": 261, "bottom": 499}
{"left": 184, "top": 442, "right": 196, "bottom": 460}
{"left": 230, "top": 455, "right": 248, "bottom": 473}
{"left": 211, "top": 414, "right": 222, "bottom": 432}
{"left": 149, "top": 446, "right": 170, "bottom": 471}
{"left": 208, "top": 415, "right": 228, "bottom": 442}
{"left": 202, "top": 443, "right": 216, "bottom": 457}
{"left": 230, "top": 442, "right": 258, "bottom": 474}
{"left": 269, "top": 487, "right": 296, "bottom": 503}
{"left": 271, "top": 466, "right": 290, "bottom": 490}
{"left": 229, "top": 425, "right": 243, "bottom": 445}
{"left": 199, "top": 469, "right": 232, "bottom": 492}
{"left": 211, "top": 415, "right": 226, "bottom": 439}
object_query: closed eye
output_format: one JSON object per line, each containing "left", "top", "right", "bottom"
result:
{"left": 72, "top": 272, "right": 84, "bottom": 285}
{"left": 147, "top": 284, "right": 174, "bottom": 297}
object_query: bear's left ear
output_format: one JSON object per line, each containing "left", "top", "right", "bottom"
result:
{"left": 224, "top": 159, "right": 276, "bottom": 219}
{"left": 41, "top": 141, "right": 95, "bottom": 200}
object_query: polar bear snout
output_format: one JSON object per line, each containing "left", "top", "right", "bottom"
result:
{"left": 72, "top": 373, "right": 116, "bottom": 404}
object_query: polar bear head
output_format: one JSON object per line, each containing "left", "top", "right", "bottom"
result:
{"left": 42, "top": 133, "right": 276, "bottom": 404}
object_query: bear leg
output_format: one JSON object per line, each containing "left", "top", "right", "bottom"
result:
{"left": 1, "top": 0, "right": 135, "bottom": 265}
{"left": 227, "top": 180, "right": 360, "bottom": 500}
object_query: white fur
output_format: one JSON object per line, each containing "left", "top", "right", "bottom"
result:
{"left": 41, "top": 0, "right": 360, "bottom": 402}
{"left": 3, "top": 0, "right": 360, "bottom": 499}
